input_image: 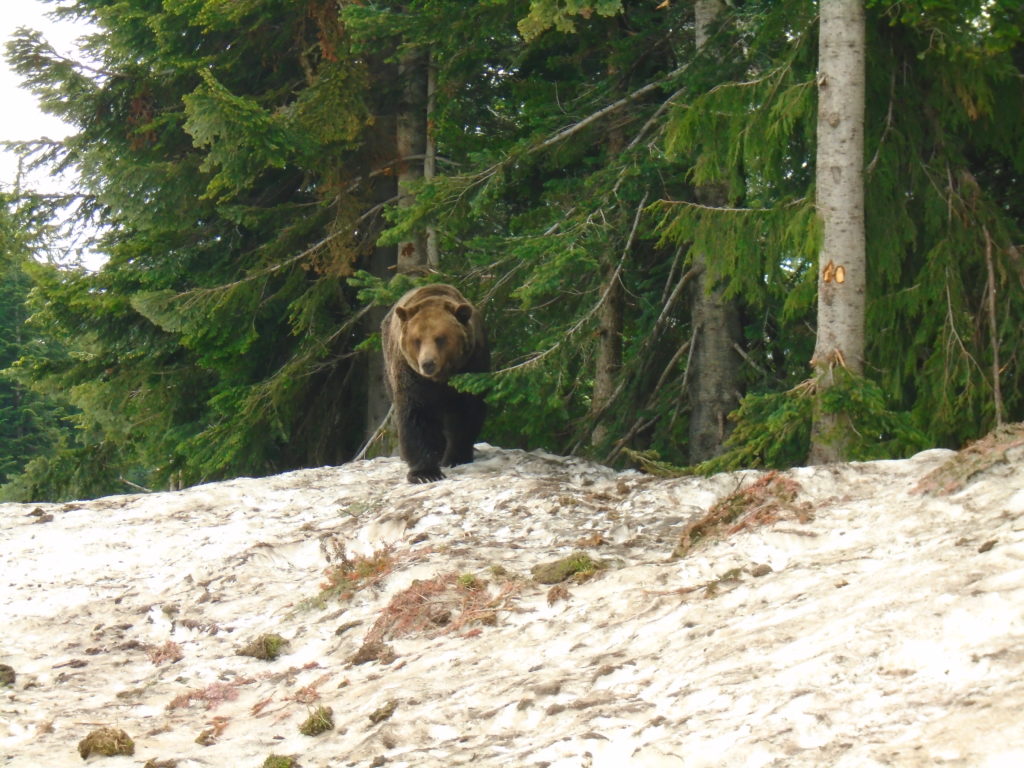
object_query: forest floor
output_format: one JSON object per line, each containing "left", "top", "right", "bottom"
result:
{"left": 2, "top": 428, "right": 1024, "bottom": 767}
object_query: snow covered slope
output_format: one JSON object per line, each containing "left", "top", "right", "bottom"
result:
{"left": 2, "top": 433, "right": 1024, "bottom": 767}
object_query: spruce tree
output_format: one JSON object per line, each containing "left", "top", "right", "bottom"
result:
{"left": 6, "top": 0, "right": 387, "bottom": 493}
{"left": 4, "top": 0, "right": 1022, "bottom": 500}
{"left": 0, "top": 190, "right": 74, "bottom": 500}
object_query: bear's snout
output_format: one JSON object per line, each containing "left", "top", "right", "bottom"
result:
{"left": 420, "top": 358, "right": 439, "bottom": 377}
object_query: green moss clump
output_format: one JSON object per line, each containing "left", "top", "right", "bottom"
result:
{"left": 195, "top": 727, "right": 218, "bottom": 746}
{"left": 237, "top": 633, "right": 289, "bottom": 661}
{"left": 368, "top": 699, "right": 398, "bottom": 724}
{"left": 262, "top": 756, "right": 297, "bottom": 768}
{"left": 77, "top": 727, "right": 135, "bottom": 758}
{"left": 530, "top": 552, "right": 603, "bottom": 585}
{"left": 457, "top": 573, "right": 481, "bottom": 590}
{"left": 299, "top": 706, "right": 334, "bottom": 736}
{"left": 315, "top": 548, "right": 396, "bottom": 605}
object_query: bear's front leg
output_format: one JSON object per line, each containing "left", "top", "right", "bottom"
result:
{"left": 442, "top": 392, "right": 486, "bottom": 467}
{"left": 397, "top": 401, "right": 446, "bottom": 483}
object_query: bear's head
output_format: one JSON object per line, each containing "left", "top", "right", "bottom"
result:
{"left": 395, "top": 299, "right": 474, "bottom": 382}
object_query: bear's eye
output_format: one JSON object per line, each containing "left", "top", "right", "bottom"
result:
{"left": 435, "top": 336, "right": 447, "bottom": 349}
{"left": 412, "top": 338, "right": 421, "bottom": 350}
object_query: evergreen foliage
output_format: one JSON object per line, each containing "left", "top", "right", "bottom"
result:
{"left": 5, "top": 0, "right": 387, "bottom": 497}
{"left": 0, "top": 191, "right": 74, "bottom": 500}
{"left": 2, "top": 0, "right": 1022, "bottom": 499}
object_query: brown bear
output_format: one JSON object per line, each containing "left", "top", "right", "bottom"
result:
{"left": 381, "top": 284, "right": 489, "bottom": 483}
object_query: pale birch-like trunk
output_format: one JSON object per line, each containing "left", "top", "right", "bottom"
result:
{"left": 688, "top": 0, "right": 743, "bottom": 464}
{"left": 807, "top": 0, "right": 866, "bottom": 464}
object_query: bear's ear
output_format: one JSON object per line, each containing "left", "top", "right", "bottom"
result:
{"left": 453, "top": 303, "right": 473, "bottom": 325}
{"left": 395, "top": 304, "right": 420, "bottom": 323}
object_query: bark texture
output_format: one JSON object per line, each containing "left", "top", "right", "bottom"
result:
{"left": 425, "top": 59, "right": 439, "bottom": 269}
{"left": 589, "top": 108, "right": 625, "bottom": 447}
{"left": 396, "top": 47, "right": 431, "bottom": 274}
{"left": 362, "top": 70, "right": 400, "bottom": 450}
{"left": 808, "top": 0, "right": 866, "bottom": 464}
{"left": 590, "top": 256, "right": 624, "bottom": 446}
{"left": 688, "top": 258, "right": 743, "bottom": 463}
{"left": 688, "top": 0, "right": 743, "bottom": 464}
{"left": 364, "top": 167, "right": 398, "bottom": 449}
{"left": 370, "top": 47, "right": 436, "bottom": 450}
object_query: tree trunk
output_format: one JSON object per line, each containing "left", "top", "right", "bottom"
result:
{"left": 694, "top": 0, "right": 724, "bottom": 47}
{"left": 365, "top": 46, "right": 435, "bottom": 451}
{"left": 590, "top": 250, "right": 624, "bottom": 446}
{"left": 425, "top": 58, "right": 439, "bottom": 269}
{"left": 396, "top": 46, "right": 430, "bottom": 274}
{"left": 361, "top": 52, "right": 400, "bottom": 449}
{"left": 807, "top": 0, "right": 866, "bottom": 464}
{"left": 364, "top": 168, "right": 398, "bottom": 450}
{"left": 687, "top": 0, "right": 743, "bottom": 464}
{"left": 687, "top": 257, "right": 743, "bottom": 462}
{"left": 589, "top": 46, "right": 626, "bottom": 447}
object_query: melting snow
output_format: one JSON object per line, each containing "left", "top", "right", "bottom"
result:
{"left": 2, "top": 439, "right": 1024, "bottom": 767}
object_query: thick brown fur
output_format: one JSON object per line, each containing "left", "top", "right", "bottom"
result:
{"left": 381, "top": 284, "right": 489, "bottom": 483}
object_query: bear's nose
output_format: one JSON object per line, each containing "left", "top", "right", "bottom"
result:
{"left": 420, "top": 359, "right": 438, "bottom": 376}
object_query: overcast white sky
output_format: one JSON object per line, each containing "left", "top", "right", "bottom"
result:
{"left": 1, "top": 0, "right": 92, "bottom": 193}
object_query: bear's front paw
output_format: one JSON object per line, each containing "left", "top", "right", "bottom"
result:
{"left": 408, "top": 467, "right": 445, "bottom": 483}
{"left": 443, "top": 447, "right": 475, "bottom": 467}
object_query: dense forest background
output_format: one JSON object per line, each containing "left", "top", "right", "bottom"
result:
{"left": 1, "top": 0, "right": 1022, "bottom": 502}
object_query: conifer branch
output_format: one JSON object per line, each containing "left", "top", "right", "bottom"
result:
{"left": 593, "top": 254, "right": 696, "bottom": 462}
{"left": 492, "top": 193, "right": 648, "bottom": 375}
{"left": 655, "top": 197, "right": 807, "bottom": 213}
{"left": 535, "top": 75, "right": 679, "bottom": 151}
{"left": 866, "top": 68, "right": 897, "bottom": 176}
{"left": 173, "top": 195, "right": 401, "bottom": 303}
{"left": 463, "top": 61, "right": 698, "bottom": 196}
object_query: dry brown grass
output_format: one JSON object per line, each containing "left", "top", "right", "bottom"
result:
{"left": 148, "top": 640, "right": 184, "bottom": 665}
{"left": 915, "top": 423, "right": 1024, "bottom": 496}
{"left": 319, "top": 547, "right": 397, "bottom": 601}
{"left": 363, "top": 573, "right": 521, "bottom": 645}
{"left": 167, "top": 678, "right": 254, "bottom": 711}
{"left": 673, "top": 471, "right": 810, "bottom": 558}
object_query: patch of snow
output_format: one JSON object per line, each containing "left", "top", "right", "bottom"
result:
{"left": 1, "top": 443, "right": 1023, "bottom": 767}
